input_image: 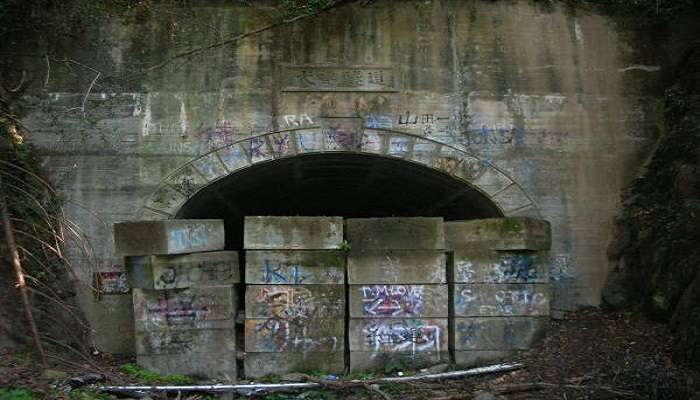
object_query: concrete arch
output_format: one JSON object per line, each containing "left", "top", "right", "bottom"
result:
{"left": 139, "top": 127, "right": 540, "bottom": 220}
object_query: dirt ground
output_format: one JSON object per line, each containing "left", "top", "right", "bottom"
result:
{"left": 1, "top": 309, "right": 698, "bottom": 399}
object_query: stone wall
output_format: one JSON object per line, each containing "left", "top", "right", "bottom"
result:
{"left": 19, "top": 0, "right": 664, "bottom": 353}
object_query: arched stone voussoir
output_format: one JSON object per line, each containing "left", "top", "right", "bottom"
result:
{"left": 139, "top": 128, "right": 540, "bottom": 219}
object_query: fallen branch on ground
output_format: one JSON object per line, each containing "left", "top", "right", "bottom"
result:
{"left": 96, "top": 362, "right": 524, "bottom": 396}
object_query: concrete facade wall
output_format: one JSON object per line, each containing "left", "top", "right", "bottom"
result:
{"left": 20, "top": 1, "right": 663, "bottom": 353}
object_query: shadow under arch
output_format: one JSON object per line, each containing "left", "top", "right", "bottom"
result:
{"left": 175, "top": 152, "right": 504, "bottom": 250}
{"left": 139, "top": 126, "right": 540, "bottom": 249}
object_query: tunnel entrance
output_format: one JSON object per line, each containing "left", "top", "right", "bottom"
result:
{"left": 175, "top": 153, "right": 504, "bottom": 250}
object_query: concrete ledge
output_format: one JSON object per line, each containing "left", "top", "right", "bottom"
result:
{"left": 349, "top": 318, "right": 448, "bottom": 353}
{"left": 445, "top": 218, "right": 551, "bottom": 251}
{"left": 114, "top": 220, "right": 225, "bottom": 256}
{"left": 348, "top": 250, "right": 446, "bottom": 284}
{"left": 349, "top": 284, "right": 448, "bottom": 318}
{"left": 244, "top": 352, "right": 345, "bottom": 378}
{"left": 245, "top": 250, "right": 345, "bottom": 284}
{"left": 452, "top": 250, "right": 549, "bottom": 283}
{"left": 349, "top": 351, "right": 449, "bottom": 372}
{"left": 126, "top": 251, "right": 240, "bottom": 290}
{"left": 244, "top": 216, "right": 343, "bottom": 250}
{"left": 453, "top": 317, "right": 548, "bottom": 350}
{"left": 244, "top": 285, "right": 345, "bottom": 319}
{"left": 133, "top": 287, "right": 235, "bottom": 332}
{"left": 454, "top": 284, "right": 550, "bottom": 317}
{"left": 346, "top": 217, "right": 445, "bottom": 250}
{"left": 244, "top": 318, "right": 344, "bottom": 352}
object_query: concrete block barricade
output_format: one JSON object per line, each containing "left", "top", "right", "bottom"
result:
{"left": 243, "top": 216, "right": 343, "bottom": 250}
{"left": 446, "top": 217, "right": 552, "bottom": 367}
{"left": 125, "top": 251, "right": 240, "bottom": 290}
{"left": 132, "top": 286, "right": 237, "bottom": 379}
{"left": 346, "top": 217, "right": 449, "bottom": 371}
{"left": 445, "top": 218, "right": 551, "bottom": 251}
{"left": 243, "top": 216, "right": 346, "bottom": 378}
{"left": 245, "top": 250, "right": 345, "bottom": 284}
{"left": 346, "top": 217, "right": 445, "bottom": 250}
{"left": 114, "top": 220, "right": 225, "bottom": 256}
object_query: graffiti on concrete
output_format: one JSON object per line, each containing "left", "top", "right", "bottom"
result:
{"left": 139, "top": 291, "right": 229, "bottom": 329}
{"left": 282, "top": 66, "right": 397, "bottom": 92}
{"left": 262, "top": 261, "right": 310, "bottom": 284}
{"left": 253, "top": 286, "right": 343, "bottom": 320}
{"left": 360, "top": 285, "right": 424, "bottom": 317}
{"left": 168, "top": 223, "right": 209, "bottom": 252}
{"left": 283, "top": 114, "right": 314, "bottom": 127}
{"left": 141, "top": 330, "right": 195, "bottom": 354}
{"left": 455, "top": 286, "right": 548, "bottom": 316}
{"left": 93, "top": 271, "right": 130, "bottom": 299}
{"left": 455, "top": 253, "right": 543, "bottom": 283}
{"left": 250, "top": 286, "right": 343, "bottom": 352}
{"left": 251, "top": 319, "right": 340, "bottom": 352}
{"left": 155, "top": 262, "right": 233, "bottom": 289}
{"left": 363, "top": 320, "right": 441, "bottom": 357}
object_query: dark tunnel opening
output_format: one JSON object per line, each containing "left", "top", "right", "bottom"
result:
{"left": 176, "top": 152, "right": 503, "bottom": 250}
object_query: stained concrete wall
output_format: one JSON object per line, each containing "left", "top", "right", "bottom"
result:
{"left": 19, "top": 1, "right": 663, "bottom": 353}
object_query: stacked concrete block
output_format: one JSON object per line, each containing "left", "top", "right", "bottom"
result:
{"left": 446, "top": 217, "right": 551, "bottom": 367}
{"left": 115, "top": 220, "right": 239, "bottom": 379}
{"left": 243, "top": 216, "right": 346, "bottom": 378}
{"left": 346, "top": 217, "right": 449, "bottom": 371}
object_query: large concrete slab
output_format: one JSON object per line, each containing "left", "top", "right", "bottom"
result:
{"left": 349, "top": 284, "right": 448, "bottom": 318}
{"left": 453, "top": 317, "right": 547, "bottom": 350}
{"left": 245, "top": 250, "right": 345, "bottom": 284}
{"left": 349, "top": 351, "right": 449, "bottom": 372}
{"left": 445, "top": 218, "right": 551, "bottom": 251}
{"left": 133, "top": 286, "right": 235, "bottom": 331}
{"left": 136, "top": 327, "right": 236, "bottom": 379}
{"left": 245, "top": 284, "right": 344, "bottom": 319}
{"left": 346, "top": 218, "right": 445, "bottom": 250}
{"left": 126, "top": 251, "right": 240, "bottom": 290}
{"left": 452, "top": 250, "right": 549, "bottom": 283}
{"left": 244, "top": 318, "right": 344, "bottom": 352}
{"left": 348, "top": 318, "right": 448, "bottom": 354}
{"left": 348, "top": 250, "right": 446, "bottom": 284}
{"left": 454, "top": 284, "right": 550, "bottom": 316}
{"left": 244, "top": 216, "right": 343, "bottom": 250}
{"left": 114, "top": 220, "right": 225, "bottom": 256}
{"left": 244, "top": 352, "right": 345, "bottom": 378}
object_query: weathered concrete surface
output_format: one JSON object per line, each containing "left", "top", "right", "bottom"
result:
{"left": 24, "top": 0, "right": 667, "bottom": 352}
{"left": 453, "top": 284, "right": 550, "bottom": 316}
{"left": 349, "top": 318, "right": 448, "bottom": 353}
{"left": 349, "top": 284, "right": 448, "bottom": 318}
{"left": 76, "top": 282, "right": 134, "bottom": 354}
{"left": 245, "top": 250, "right": 345, "bottom": 284}
{"left": 244, "top": 285, "right": 345, "bottom": 319}
{"left": 445, "top": 218, "right": 551, "bottom": 251}
{"left": 136, "top": 328, "right": 237, "bottom": 379}
{"left": 132, "top": 286, "right": 236, "bottom": 378}
{"left": 453, "top": 317, "right": 547, "bottom": 350}
{"left": 244, "top": 352, "right": 345, "bottom": 378}
{"left": 348, "top": 250, "right": 446, "bottom": 284}
{"left": 126, "top": 251, "right": 239, "bottom": 290}
{"left": 452, "top": 250, "right": 549, "bottom": 283}
{"left": 346, "top": 218, "right": 445, "bottom": 250}
{"left": 244, "top": 216, "right": 343, "bottom": 250}
{"left": 114, "top": 220, "right": 225, "bottom": 256}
